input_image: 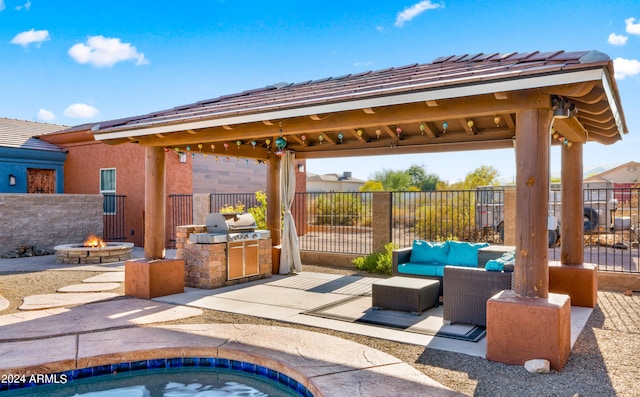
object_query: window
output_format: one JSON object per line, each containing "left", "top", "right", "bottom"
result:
{"left": 100, "top": 168, "right": 116, "bottom": 214}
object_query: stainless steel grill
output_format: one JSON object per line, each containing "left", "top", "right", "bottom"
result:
{"left": 189, "top": 212, "right": 270, "bottom": 243}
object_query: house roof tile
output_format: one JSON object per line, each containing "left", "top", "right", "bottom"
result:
{"left": 0, "top": 118, "right": 67, "bottom": 152}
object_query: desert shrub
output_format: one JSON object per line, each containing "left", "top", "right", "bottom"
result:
{"left": 352, "top": 242, "right": 398, "bottom": 275}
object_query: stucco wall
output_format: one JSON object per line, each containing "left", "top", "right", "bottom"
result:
{"left": 0, "top": 194, "right": 102, "bottom": 254}
{"left": 60, "top": 141, "right": 192, "bottom": 247}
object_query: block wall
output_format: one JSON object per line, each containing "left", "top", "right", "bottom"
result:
{"left": 0, "top": 194, "right": 102, "bottom": 254}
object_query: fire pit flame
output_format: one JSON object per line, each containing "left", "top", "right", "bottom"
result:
{"left": 84, "top": 234, "right": 106, "bottom": 248}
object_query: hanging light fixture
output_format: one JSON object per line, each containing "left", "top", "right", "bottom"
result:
{"left": 275, "top": 136, "right": 287, "bottom": 155}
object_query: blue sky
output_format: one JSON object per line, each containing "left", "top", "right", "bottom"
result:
{"left": 1, "top": 0, "right": 639, "bottom": 183}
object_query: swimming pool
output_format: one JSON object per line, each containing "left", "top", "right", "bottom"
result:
{"left": 0, "top": 357, "right": 312, "bottom": 396}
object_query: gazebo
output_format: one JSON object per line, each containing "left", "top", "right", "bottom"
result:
{"left": 84, "top": 50, "right": 628, "bottom": 369}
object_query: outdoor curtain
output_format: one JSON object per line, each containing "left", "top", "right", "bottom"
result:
{"left": 279, "top": 150, "right": 302, "bottom": 274}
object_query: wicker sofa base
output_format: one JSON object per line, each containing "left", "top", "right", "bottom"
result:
{"left": 443, "top": 266, "right": 513, "bottom": 327}
{"left": 372, "top": 277, "right": 440, "bottom": 315}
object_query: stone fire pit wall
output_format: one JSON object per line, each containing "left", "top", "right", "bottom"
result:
{"left": 55, "top": 243, "right": 134, "bottom": 264}
{"left": 176, "top": 225, "right": 272, "bottom": 289}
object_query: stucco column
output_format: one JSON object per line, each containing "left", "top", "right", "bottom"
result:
{"left": 266, "top": 155, "right": 281, "bottom": 246}
{"left": 514, "top": 108, "right": 551, "bottom": 298}
{"left": 372, "top": 192, "right": 392, "bottom": 252}
{"left": 144, "top": 146, "right": 166, "bottom": 260}
{"left": 560, "top": 141, "right": 584, "bottom": 265}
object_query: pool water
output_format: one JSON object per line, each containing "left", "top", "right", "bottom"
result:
{"left": 2, "top": 367, "right": 306, "bottom": 396}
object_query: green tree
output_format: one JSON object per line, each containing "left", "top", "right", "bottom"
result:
{"left": 360, "top": 180, "right": 384, "bottom": 192}
{"left": 451, "top": 165, "right": 500, "bottom": 189}
{"left": 407, "top": 164, "right": 442, "bottom": 191}
{"left": 371, "top": 169, "right": 413, "bottom": 191}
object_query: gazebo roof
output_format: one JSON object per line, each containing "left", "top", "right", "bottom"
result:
{"left": 74, "top": 50, "right": 627, "bottom": 160}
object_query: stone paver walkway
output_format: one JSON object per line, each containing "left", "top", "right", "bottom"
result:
{"left": 58, "top": 282, "right": 121, "bottom": 292}
{"left": 19, "top": 292, "right": 120, "bottom": 310}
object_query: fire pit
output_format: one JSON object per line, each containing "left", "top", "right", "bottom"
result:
{"left": 54, "top": 234, "right": 134, "bottom": 264}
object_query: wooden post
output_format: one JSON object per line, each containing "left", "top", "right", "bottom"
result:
{"left": 144, "top": 146, "right": 166, "bottom": 260}
{"left": 514, "top": 108, "right": 551, "bottom": 298}
{"left": 560, "top": 141, "right": 584, "bottom": 265}
{"left": 266, "top": 155, "right": 281, "bottom": 246}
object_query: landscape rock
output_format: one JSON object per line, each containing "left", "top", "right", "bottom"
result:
{"left": 524, "top": 359, "right": 550, "bottom": 374}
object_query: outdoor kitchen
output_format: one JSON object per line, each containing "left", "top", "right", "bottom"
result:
{"left": 175, "top": 212, "right": 273, "bottom": 289}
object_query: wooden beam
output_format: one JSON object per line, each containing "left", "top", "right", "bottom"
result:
{"left": 296, "top": 137, "right": 515, "bottom": 159}
{"left": 553, "top": 117, "right": 588, "bottom": 144}
{"left": 560, "top": 141, "right": 584, "bottom": 265}
{"left": 310, "top": 114, "right": 331, "bottom": 121}
{"left": 420, "top": 122, "right": 439, "bottom": 138}
{"left": 514, "top": 108, "right": 551, "bottom": 299}
{"left": 144, "top": 146, "right": 166, "bottom": 260}
{"left": 494, "top": 92, "right": 509, "bottom": 100}
{"left": 425, "top": 100, "right": 439, "bottom": 107}
{"left": 131, "top": 92, "right": 550, "bottom": 147}
{"left": 266, "top": 155, "right": 281, "bottom": 247}
{"left": 460, "top": 118, "right": 477, "bottom": 135}
{"left": 350, "top": 128, "right": 369, "bottom": 142}
{"left": 186, "top": 129, "right": 197, "bottom": 134}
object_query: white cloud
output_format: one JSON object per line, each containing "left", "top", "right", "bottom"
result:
{"left": 64, "top": 103, "right": 100, "bottom": 119}
{"left": 10, "top": 29, "right": 50, "bottom": 48}
{"left": 608, "top": 33, "right": 628, "bottom": 46}
{"left": 37, "top": 109, "right": 56, "bottom": 121}
{"left": 613, "top": 57, "right": 640, "bottom": 80}
{"left": 625, "top": 17, "right": 640, "bottom": 35}
{"left": 395, "top": 0, "right": 443, "bottom": 27}
{"left": 15, "top": 0, "right": 31, "bottom": 11}
{"left": 68, "top": 35, "right": 148, "bottom": 67}
{"left": 0, "top": 0, "right": 5, "bottom": 12}
{"left": 354, "top": 61, "right": 373, "bottom": 67}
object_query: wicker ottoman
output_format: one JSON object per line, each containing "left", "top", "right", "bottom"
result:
{"left": 372, "top": 277, "right": 440, "bottom": 315}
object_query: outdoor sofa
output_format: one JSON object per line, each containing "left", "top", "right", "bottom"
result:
{"left": 392, "top": 240, "right": 491, "bottom": 294}
{"left": 392, "top": 241, "right": 516, "bottom": 326}
{"left": 442, "top": 251, "right": 515, "bottom": 326}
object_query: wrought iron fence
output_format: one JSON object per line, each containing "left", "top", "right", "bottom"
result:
{"left": 295, "top": 192, "right": 373, "bottom": 254}
{"left": 103, "top": 194, "right": 126, "bottom": 241}
{"left": 210, "top": 193, "right": 258, "bottom": 213}
{"left": 170, "top": 187, "right": 640, "bottom": 273}
{"left": 391, "top": 190, "right": 503, "bottom": 248}
{"left": 549, "top": 187, "right": 640, "bottom": 273}
{"left": 169, "top": 194, "right": 193, "bottom": 248}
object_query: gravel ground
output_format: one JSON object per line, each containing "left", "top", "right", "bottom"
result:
{"left": 1, "top": 264, "right": 639, "bottom": 397}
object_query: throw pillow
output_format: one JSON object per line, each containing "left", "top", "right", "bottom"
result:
{"left": 485, "top": 259, "right": 504, "bottom": 271}
{"left": 446, "top": 241, "right": 490, "bottom": 267}
{"left": 410, "top": 240, "right": 449, "bottom": 264}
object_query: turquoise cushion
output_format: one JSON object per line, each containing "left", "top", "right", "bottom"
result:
{"left": 485, "top": 252, "right": 516, "bottom": 272}
{"left": 397, "top": 262, "right": 444, "bottom": 277}
{"left": 485, "top": 259, "right": 504, "bottom": 271}
{"left": 410, "top": 240, "right": 449, "bottom": 264}
{"left": 446, "top": 241, "right": 489, "bottom": 267}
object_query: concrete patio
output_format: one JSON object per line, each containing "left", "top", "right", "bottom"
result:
{"left": 0, "top": 248, "right": 594, "bottom": 396}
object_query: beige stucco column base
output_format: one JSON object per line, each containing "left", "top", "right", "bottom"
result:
{"left": 486, "top": 290, "right": 571, "bottom": 371}
{"left": 125, "top": 258, "right": 185, "bottom": 299}
{"left": 549, "top": 261, "right": 598, "bottom": 308}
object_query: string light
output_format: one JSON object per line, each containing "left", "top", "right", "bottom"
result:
{"left": 338, "top": 132, "right": 343, "bottom": 143}
{"left": 419, "top": 123, "right": 425, "bottom": 135}
{"left": 442, "top": 121, "right": 448, "bottom": 133}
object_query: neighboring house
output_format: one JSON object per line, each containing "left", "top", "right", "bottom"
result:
{"left": 583, "top": 161, "right": 640, "bottom": 185}
{"left": 306, "top": 171, "right": 365, "bottom": 192}
{"left": 0, "top": 118, "right": 67, "bottom": 193}
{"left": 38, "top": 127, "right": 307, "bottom": 246}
